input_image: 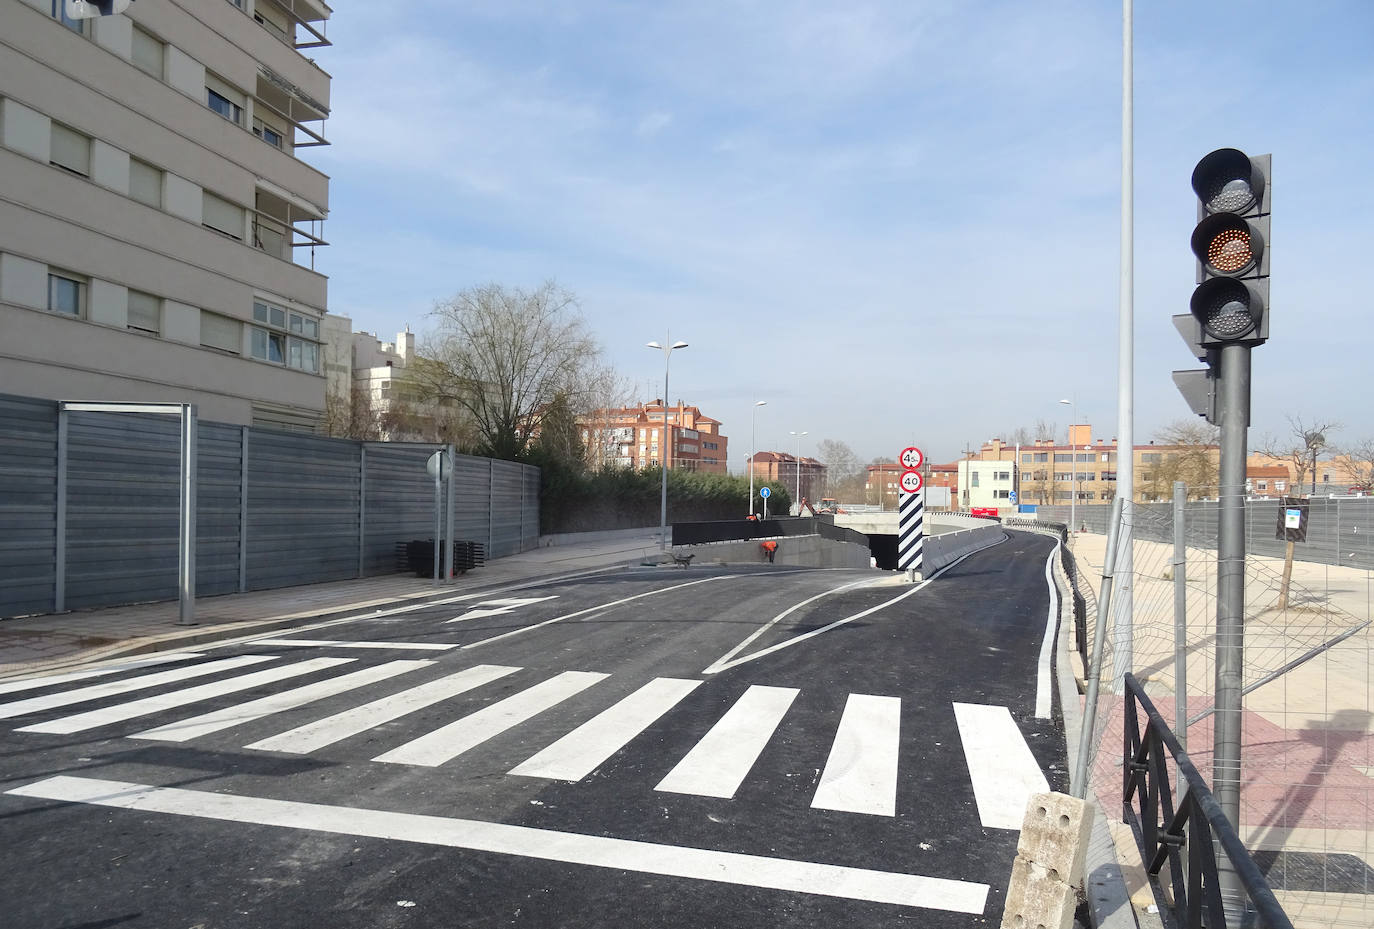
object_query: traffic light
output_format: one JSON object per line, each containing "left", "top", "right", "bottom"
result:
{"left": 1174, "top": 148, "right": 1271, "bottom": 423}
{"left": 1188, "top": 148, "right": 1270, "bottom": 347}
{"left": 64, "top": 0, "right": 133, "bottom": 19}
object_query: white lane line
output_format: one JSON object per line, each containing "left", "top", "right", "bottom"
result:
{"left": 0, "top": 653, "right": 206, "bottom": 696}
{"left": 246, "top": 664, "right": 520, "bottom": 755}
{"left": 460, "top": 577, "right": 730, "bottom": 651}
{"left": 249, "top": 639, "right": 458, "bottom": 651}
{"left": 6, "top": 776, "right": 989, "bottom": 913}
{"left": 655, "top": 685, "right": 798, "bottom": 799}
{"left": 0, "top": 655, "right": 277, "bottom": 720}
{"left": 131, "top": 659, "right": 434, "bottom": 743}
{"left": 446, "top": 596, "right": 560, "bottom": 623}
{"left": 374, "top": 670, "right": 609, "bottom": 767}
{"left": 700, "top": 577, "right": 891, "bottom": 675}
{"left": 1035, "top": 544, "right": 1060, "bottom": 719}
{"left": 16, "top": 658, "right": 353, "bottom": 735}
{"left": 510, "top": 677, "right": 703, "bottom": 781}
{"left": 952, "top": 703, "right": 1049, "bottom": 831}
{"left": 811, "top": 694, "right": 901, "bottom": 817}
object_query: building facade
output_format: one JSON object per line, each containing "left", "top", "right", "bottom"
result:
{"left": 748, "top": 451, "right": 826, "bottom": 502}
{"left": 581, "top": 400, "right": 729, "bottom": 475}
{"left": 0, "top": 0, "right": 332, "bottom": 430}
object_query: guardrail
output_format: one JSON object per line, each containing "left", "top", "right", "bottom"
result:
{"left": 1122, "top": 673, "right": 1293, "bottom": 929}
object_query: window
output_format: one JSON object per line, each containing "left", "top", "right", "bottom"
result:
{"left": 994, "top": 490, "right": 1011, "bottom": 500}
{"left": 127, "top": 290, "right": 161, "bottom": 335}
{"left": 1035, "top": 452, "right": 1048, "bottom": 463}
{"left": 202, "top": 191, "right": 245, "bottom": 239}
{"left": 971, "top": 472, "right": 980, "bottom": 487}
{"left": 1054, "top": 453, "right": 1073, "bottom": 463}
{"left": 131, "top": 26, "right": 164, "bottom": 78}
{"left": 1276, "top": 481, "right": 1286, "bottom": 491}
{"left": 48, "top": 272, "right": 84, "bottom": 316}
{"left": 1102, "top": 471, "right": 1117, "bottom": 481}
{"left": 251, "top": 301, "right": 320, "bottom": 373}
{"left": 129, "top": 158, "right": 162, "bottom": 208}
{"left": 50, "top": 122, "right": 91, "bottom": 176}
{"left": 51, "top": 1, "right": 86, "bottom": 33}
{"left": 994, "top": 471, "right": 1010, "bottom": 481}
{"left": 1021, "top": 453, "right": 1031, "bottom": 464}
{"left": 1055, "top": 472, "right": 1073, "bottom": 482}
{"left": 206, "top": 76, "right": 245, "bottom": 126}
{"left": 200, "top": 311, "right": 242, "bottom": 353}
{"left": 1257, "top": 481, "right": 1268, "bottom": 492}
{"left": 252, "top": 117, "right": 284, "bottom": 149}
{"left": 1142, "top": 452, "right": 1162, "bottom": 464}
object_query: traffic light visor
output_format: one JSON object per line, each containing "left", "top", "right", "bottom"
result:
{"left": 1191, "top": 148, "right": 1264, "bottom": 214}
{"left": 1191, "top": 213, "right": 1264, "bottom": 277}
{"left": 1190, "top": 278, "right": 1262, "bottom": 341}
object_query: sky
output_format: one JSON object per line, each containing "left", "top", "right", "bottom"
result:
{"left": 309, "top": 0, "right": 1373, "bottom": 471}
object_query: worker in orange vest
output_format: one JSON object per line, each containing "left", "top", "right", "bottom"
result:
{"left": 760, "top": 539, "right": 778, "bottom": 563}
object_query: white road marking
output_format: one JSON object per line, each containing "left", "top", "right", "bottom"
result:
{"left": 17, "top": 658, "right": 352, "bottom": 735}
{"left": 460, "top": 577, "right": 729, "bottom": 650}
{"left": 952, "top": 703, "right": 1049, "bottom": 830}
{"left": 374, "top": 670, "right": 609, "bottom": 767}
{"left": 510, "top": 677, "right": 703, "bottom": 781}
{"left": 246, "top": 664, "right": 520, "bottom": 754}
{"left": 0, "top": 655, "right": 276, "bottom": 720}
{"left": 5, "top": 776, "right": 989, "bottom": 913}
{"left": 131, "top": 660, "right": 434, "bottom": 743}
{"left": 1035, "top": 545, "right": 1059, "bottom": 719}
{"left": 248, "top": 639, "right": 458, "bottom": 651}
{"left": 655, "top": 685, "right": 798, "bottom": 799}
{"left": 0, "top": 653, "right": 206, "bottom": 696}
{"left": 445, "top": 596, "right": 559, "bottom": 623}
{"left": 811, "top": 694, "right": 901, "bottom": 817}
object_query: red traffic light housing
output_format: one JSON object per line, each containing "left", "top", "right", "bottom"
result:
{"left": 1188, "top": 148, "right": 1270, "bottom": 346}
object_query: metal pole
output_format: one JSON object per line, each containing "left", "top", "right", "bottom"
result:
{"left": 749, "top": 401, "right": 764, "bottom": 516}
{"left": 176, "top": 404, "right": 197, "bottom": 626}
{"left": 1112, "top": 0, "right": 1136, "bottom": 693}
{"left": 1213, "top": 342, "right": 1251, "bottom": 916}
{"left": 1172, "top": 481, "right": 1188, "bottom": 755}
{"left": 660, "top": 361, "right": 670, "bottom": 550}
{"left": 444, "top": 446, "right": 455, "bottom": 582}
{"left": 432, "top": 461, "right": 442, "bottom": 588}
{"left": 1070, "top": 407, "right": 1076, "bottom": 534}
{"left": 1072, "top": 494, "right": 1125, "bottom": 798}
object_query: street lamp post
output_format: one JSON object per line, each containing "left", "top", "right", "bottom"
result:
{"left": 790, "top": 430, "right": 808, "bottom": 511}
{"left": 749, "top": 401, "right": 766, "bottom": 516}
{"left": 647, "top": 337, "right": 688, "bottom": 550}
{"left": 1060, "top": 398, "right": 1076, "bottom": 533}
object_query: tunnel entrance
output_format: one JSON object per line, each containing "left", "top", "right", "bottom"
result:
{"left": 869, "top": 534, "right": 898, "bottom": 571}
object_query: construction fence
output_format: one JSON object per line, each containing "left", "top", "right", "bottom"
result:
{"left": 1051, "top": 496, "right": 1373, "bottom": 928}
{"left": 0, "top": 393, "right": 540, "bottom": 619}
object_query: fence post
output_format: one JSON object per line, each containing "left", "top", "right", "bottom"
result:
{"left": 239, "top": 427, "right": 249, "bottom": 593}
{"left": 55, "top": 406, "right": 68, "bottom": 613}
{"left": 444, "top": 445, "right": 455, "bottom": 582}
{"left": 1072, "top": 494, "right": 1125, "bottom": 799}
{"left": 357, "top": 443, "right": 367, "bottom": 579}
{"left": 488, "top": 458, "right": 495, "bottom": 557}
{"left": 1172, "top": 481, "right": 1188, "bottom": 755}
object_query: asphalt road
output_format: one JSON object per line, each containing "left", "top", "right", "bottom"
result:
{"left": 1, "top": 530, "right": 1067, "bottom": 929}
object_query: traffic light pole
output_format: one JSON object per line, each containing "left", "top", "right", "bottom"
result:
{"left": 1213, "top": 342, "right": 1251, "bottom": 916}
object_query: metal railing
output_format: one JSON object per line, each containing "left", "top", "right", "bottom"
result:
{"left": 1123, "top": 673, "right": 1294, "bottom": 929}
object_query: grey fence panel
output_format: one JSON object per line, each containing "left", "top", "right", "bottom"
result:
{"left": 196, "top": 423, "right": 244, "bottom": 597}
{"left": 245, "top": 429, "right": 360, "bottom": 590}
{"left": 0, "top": 395, "right": 58, "bottom": 616}
{"left": 522, "top": 466, "right": 541, "bottom": 542}
{"left": 452, "top": 454, "right": 493, "bottom": 548}
{"left": 64, "top": 411, "right": 181, "bottom": 609}
{"left": 363, "top": 443, "right": 442, "bottom": 574}
{"left": 489, "top": 460, "right": 528, "bottom": 558}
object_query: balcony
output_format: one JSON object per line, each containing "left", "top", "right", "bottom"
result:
{"left": 256, "top": 67, "right": 329, "bottom": 148}
{"left": 253, "top": 182, "right": 327, "bottom": 265}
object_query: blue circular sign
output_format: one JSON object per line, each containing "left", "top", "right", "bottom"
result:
{"left": 759, "top": 486, "right": 771, "bottom": 499}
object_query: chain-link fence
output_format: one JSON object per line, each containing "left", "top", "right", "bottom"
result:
{"left": 1052, "top": 495, "right": 1373, "bottom": 928}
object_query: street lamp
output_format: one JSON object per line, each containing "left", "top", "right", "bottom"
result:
{"left": 790, "top": 430, "right": 808, "bottom": 511}
{"left": 749, "top": 401, "right": 767, "bottom": 516}
{"left": 647, "top": 337, "right": 688, "bottom": 550}
{"left": 1059, "top": 398, "right": 1076, "bottom": 534}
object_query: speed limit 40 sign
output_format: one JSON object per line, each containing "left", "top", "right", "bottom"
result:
{"left": 899, "top": 470, "right": 923, "bottom": 494}
{"left": 899, "top": 446, "right": 924, "bottom": 471}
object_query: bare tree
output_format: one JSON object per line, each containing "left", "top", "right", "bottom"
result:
{"left": 1337, "top": 438, "right": 1374, "bottom": 492}
{"left": 412, "top": 282, "right": 602, "bottom": 461}
{"left": 816, "top": 439, "right": 863, "bottom": 500}
{"left": 1142, "top": 419, "right": 1221, "bottom": 500}
{"left": 579, "top": 364, "right": 639, "bottom": 469}
{"left": 1257, "top": 416, "right": 1341, "bottom": 496}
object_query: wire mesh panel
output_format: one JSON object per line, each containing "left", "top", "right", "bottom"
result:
{"left": 1060, "top": 498, "right": 1373, "bottom": 927}
{"left": 0, "top": 395, "right": 58, "bottom": 616}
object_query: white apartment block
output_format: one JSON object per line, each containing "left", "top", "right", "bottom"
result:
{"left": 0, "top": 0, "right": 332, "bottom": 430}
{"left": 957, "top": 458, "right": 1015, "bottom": 510}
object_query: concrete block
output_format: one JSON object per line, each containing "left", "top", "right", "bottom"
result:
{"left": 1017, "top": 792, "right": 1093, "bottom": 885}
{"left": 1002, "top": 854, "right": 1076, "bottom": 929}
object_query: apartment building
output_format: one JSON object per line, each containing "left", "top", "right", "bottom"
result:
{"left": 0, "top": 0, "right": 332, "bottom": 430}
{"left": 581, "top": 400, "right": 729, "bottom": 475}
{"left": 750, "top": 450, "right": 826, "bottom": 501}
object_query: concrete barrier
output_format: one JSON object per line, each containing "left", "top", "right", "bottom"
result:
{"left": 923, "top": 525, "right": 1005, "bottom": 572}
{"left": 673, "top": 534, "right": 872, "bottom": 569}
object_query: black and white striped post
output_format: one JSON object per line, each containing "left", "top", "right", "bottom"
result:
{"left": 897, "top": 446, "right": 925, "bottom": 582}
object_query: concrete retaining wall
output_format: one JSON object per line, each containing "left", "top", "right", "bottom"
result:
{"left": 923, "top": 525, "right": 1005, "bottom": 572}
{"left": 674, "top": 534, "right": 872, "bottom": 569}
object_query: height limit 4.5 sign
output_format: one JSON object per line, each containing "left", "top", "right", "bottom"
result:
{"left": 899, "top": 470, "right": 924, "bottom": 494}
{"left": 899, "top": 446, "right": 924, "bottom": 471}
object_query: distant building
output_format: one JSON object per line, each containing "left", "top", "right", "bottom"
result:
{"left": 581, "top": 400, "right": 729, "bottom": 474}
{"left": 749, "top": 451, "right": 826, "bottom": 502}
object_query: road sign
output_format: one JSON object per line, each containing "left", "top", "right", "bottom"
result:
{"left": 759, "top": 486, "right": 771, "bottom": 499}
{"left": 899, "top": 446, "right": 924, "bottom": 470}
{"left": 1009, "top": 490, "right": 1018, "bottom": 504}
{"left": 899, "top": 470, "right": 923, "bottom": 494}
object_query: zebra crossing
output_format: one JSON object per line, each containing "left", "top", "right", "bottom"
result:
{"left": 1, "top": 652, "right": 1048, "bottom": 822}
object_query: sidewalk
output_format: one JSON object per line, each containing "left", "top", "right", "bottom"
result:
{"left": 0, "top": 531, "right": 671, "bottom": 679}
